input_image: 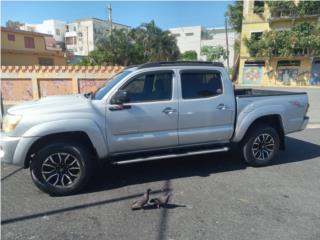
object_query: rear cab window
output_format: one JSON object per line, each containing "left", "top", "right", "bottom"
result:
{"left": 180, "top": 70, "right": 223, "bottom": 99}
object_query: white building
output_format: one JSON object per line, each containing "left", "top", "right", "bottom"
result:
{"left": 20, "top": 20, "right": 66, "bottom": 46}
{"left": 169, "top": 26, "right": 237, "bottom": 66}
{"left": 65, "top": 18, "right": 129, "bottom": 56}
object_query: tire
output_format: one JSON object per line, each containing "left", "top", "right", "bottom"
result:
{"left": 30, "top": 142, "right": 93, "bottom": 196}
{"left": 242, "top": 124, "right": 280, "bottom": 167}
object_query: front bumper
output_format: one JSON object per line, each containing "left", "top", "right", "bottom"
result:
{"left": 301, "top": 116, "right": 309, "bottom": 130}
{"left": 0, "top": 133, "right": 21, "bottom": 165}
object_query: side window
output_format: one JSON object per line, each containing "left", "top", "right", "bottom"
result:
{"left": 180, "top": 71, "right": 223, "bottom": 99}
{"left": 121, "top": 71, "right": 173, "bottom": 103}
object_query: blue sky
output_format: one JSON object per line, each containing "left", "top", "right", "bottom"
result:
{"left": 1, "top": 1, "right": 232, "bottom": 29}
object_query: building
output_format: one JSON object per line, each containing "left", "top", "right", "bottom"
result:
{"left": 1, "top": 27, "right": 66, "bottom": 66}
{"left": 20, "top": 20, "right": 66, "bottom": 48}
{"left": 169, "top": 26, "right": 237, "bottom": 66}
{"left": 65, "top": 18, "right": 129, "bottom": 57}
{"left": 238, "top": 0, "right": 320, "bottom": 87}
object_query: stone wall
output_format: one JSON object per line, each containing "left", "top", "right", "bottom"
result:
{"left": 0, "top": 66, "right": 124, "bottom": 103}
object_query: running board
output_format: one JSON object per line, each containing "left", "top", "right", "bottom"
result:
{"left": 112, "top": 147, "right": 229, "bottom": 165}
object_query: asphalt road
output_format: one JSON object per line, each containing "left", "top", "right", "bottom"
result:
{"left": 1, "top": 129, "right": 320, "bottom": 240}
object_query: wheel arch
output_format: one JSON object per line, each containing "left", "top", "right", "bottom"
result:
{"left": 24, "top": 131, "right": 100, "bottom": 168}
{"left": 239, "top": 114, "right": 285, "bottom": 150}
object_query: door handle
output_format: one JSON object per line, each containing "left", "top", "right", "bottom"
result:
{"left": 216, "top": 103, "right": 228, "bottom": 110}
{"left": 162, "top": 107, "right": 176, "bottom": 114}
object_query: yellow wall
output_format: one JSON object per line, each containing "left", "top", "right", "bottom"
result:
{"left": 1, "top": 52, "right": 66, "bottom": 66}
{"left": 2, "top": 31, "right": 47, "bottom": 52}
{"left": 1, "top": 30, "right": 66, "bottom": 66}
{"left": 238, "top": 0, "right": 319, "bottom": 87}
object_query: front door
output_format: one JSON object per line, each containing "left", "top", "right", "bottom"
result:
{"left": 106, "top": 70, "right": 178, "bottom": 153}
{"left": 178, "top": 69, "right": 235, "bottom": 145}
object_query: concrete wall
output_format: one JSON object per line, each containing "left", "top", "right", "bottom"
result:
{"left": 0, "top": 66, "right": 124, "bottom": 103}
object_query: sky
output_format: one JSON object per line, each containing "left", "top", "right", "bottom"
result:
{"left": 1, "top": 1, "right": 232, "bottom": 30}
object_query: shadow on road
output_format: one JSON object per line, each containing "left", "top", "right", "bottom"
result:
{"left": 1, "top": 166, "right": 23, "bottom": 181}
{"left": 1, "top": 136, "right": 319, "bottom": 228}
{"left": 83, "top": 136, "right": 320, "bottom": 195}
{"left": 1, "top": 187, "right": 171, "bottom": 225}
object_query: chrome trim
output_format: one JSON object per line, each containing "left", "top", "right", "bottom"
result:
{"left": 113, "top": 147, "right": 229, "bottom": 165}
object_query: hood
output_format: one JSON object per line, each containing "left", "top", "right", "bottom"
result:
{"left": 8, "top": 94, "right": 89, "bottom": 115}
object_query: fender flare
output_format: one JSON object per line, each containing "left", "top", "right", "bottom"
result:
{"left": 232, "top": 104, "right": 285, "bottom": 142}
{"left": 13, "top": 119, "right": 108, "bottom": 166}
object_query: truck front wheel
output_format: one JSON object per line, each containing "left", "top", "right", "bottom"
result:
{"left": 30, "top": 142, "right": 93, "bottom": 196}
{"left": 242, "top": 124, "right": 280, "bottom": 167}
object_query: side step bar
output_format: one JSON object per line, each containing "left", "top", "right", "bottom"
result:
{"left": 112, "top": 147, "right": 229, "bottom": 165}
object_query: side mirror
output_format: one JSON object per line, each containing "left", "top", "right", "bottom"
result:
{"left": 111, "top": 90, "right": 129, "bottom": 105}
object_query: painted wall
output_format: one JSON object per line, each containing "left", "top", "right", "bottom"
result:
{"left": 1, "top": 30, "right": 66, "bottom": 66}
{"left": 2, "top": 30, "right": 48, "bottom": 52}
{"left": 0, "top": 66, "right": 124, "bottom": 103}
{"left": 238, "top": 0, "right": 319, "bottom": 87}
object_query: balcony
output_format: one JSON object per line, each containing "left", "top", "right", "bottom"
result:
{"left": 268, "top": 9, "right": 319, "bottom": 22}
{"left": 270, "top": 48, "right": 312, "bottom": 58}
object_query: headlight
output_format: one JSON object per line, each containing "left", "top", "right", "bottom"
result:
{"left": 2, "top": 114, "right": 22, "bottom": 132}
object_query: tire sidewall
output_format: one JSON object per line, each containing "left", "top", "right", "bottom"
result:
{"left": 243, "top": 125, "right": 280, "bottom": 167}
{"left": 30, "top": 143, "right": 91, "bottom": 196}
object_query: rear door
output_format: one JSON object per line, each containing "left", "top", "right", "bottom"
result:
{"left": 106, "top": 70, "right": 179, "bottom": 153}
{"left": 178, "top": 69, "right": 235, "bottom": 145}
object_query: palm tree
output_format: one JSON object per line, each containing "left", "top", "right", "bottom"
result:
{"left": 80, "top": 21, "right": 180, "bottom": 66}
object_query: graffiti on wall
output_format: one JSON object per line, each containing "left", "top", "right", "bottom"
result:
{"left": 277, "top": 69, "right": 298, "bottom": 85}
{"left": 242, "top": 66, "right": 262, "bottom": 85}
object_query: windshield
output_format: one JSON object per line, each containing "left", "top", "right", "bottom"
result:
{"left": 93, "top": 70, "right": 132, "bottom": 100}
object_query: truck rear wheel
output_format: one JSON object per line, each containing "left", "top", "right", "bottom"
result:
{"left": 30, "top": 142, "right": 92, "bottom": 196}
{"left": 242, "top": 124, "right": 280, "bottom": 167}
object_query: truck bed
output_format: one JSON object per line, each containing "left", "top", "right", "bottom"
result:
{"left": 234, "top": 88, "right": 306, "bottom": 98}
{"left": 233, "top": 88, "right": 308, "bottom": 137}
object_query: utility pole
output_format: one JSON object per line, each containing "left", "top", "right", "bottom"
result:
{"left": 107, "top": 3, "right": 112, "bottom": 35}
{"left": 225, "top": 16, "right": 230, "bottom": 72}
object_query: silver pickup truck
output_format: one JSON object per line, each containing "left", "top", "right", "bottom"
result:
{"left": 1, "top": 61, "right": 309, "bottom": 195}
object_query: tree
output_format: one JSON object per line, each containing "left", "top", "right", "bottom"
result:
{"left": 266, "top": 0, "right": 320, "bottom": 17}
{"left": 225, "top": 0, "right": 243, "bottom": 33}
{"left": 201, "top": 46, "right": 227, "bottom": 62}
{"left": 6, "top": 20, "right": 24, "bottom": 30}
{"left": 180, "top": 50, "right": 198, "bottom": 61}
{"left": 244, "top": 22, "right": 320, "bottom": 57}
{"left": 81, "top": 21, "right": 180, "bottom": 66}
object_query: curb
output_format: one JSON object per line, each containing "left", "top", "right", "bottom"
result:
{"left": 307, "top": 123, "right": 320, "bottom": 129}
